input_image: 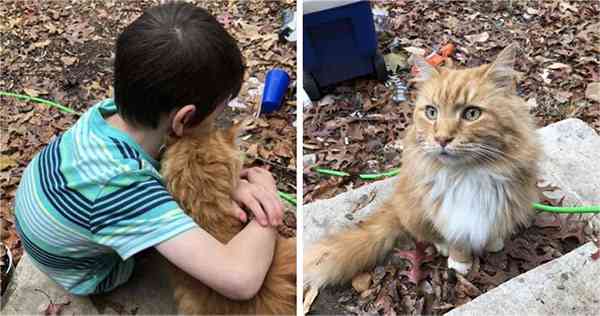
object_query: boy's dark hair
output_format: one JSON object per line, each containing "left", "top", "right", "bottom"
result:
{"left": 114, "top": 1, "right": 245, "bottom": 128}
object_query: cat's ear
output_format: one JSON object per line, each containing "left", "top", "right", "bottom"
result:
{"left": 410, "top": 54, "right": 439, "bottom": 82}
{"left": 226, "top": 118, "right": 251, "bottom": 144}
{"left": 484, "top": 43, "right": 518, "bottom": 90}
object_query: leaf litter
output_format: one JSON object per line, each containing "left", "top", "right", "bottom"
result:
{"left": 305, "top": 1, "right": 599, "bottom": 314}
{"left": 0, "top": 0, "right": 296, "bottom": 297}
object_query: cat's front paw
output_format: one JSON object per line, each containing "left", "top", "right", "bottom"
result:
{"left": 447, "top": 257, "right": 472, "bottom": 275}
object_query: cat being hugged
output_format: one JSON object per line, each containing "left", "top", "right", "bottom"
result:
{"left": 161, "top": 116, "right": 297, "bottom": 315}
{"left": 304, "top": 43, "right": 540, "bottom": 290}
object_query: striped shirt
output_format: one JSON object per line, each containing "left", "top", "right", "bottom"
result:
{"left": 14, "top": 99, "right": 197, "bottom": 294}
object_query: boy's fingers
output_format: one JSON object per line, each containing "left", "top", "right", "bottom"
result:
{"left": 271, "top": 195, "right": 283, "bottom": 226}
{"left": 240, "top": 167, "right": 263, "bottom": 178}
{"left": 243, "top": 194, "right": 268, "bottom": 227}
{"left": 266, "top": 191, "right": 282, "bottom": 226}
{"left": 257, "top": 190, "right": 283, "bottom": 227}
{"left": 232, "top": 203, "right": 247, "bottom": 222}
{"left": 241, "top": 168, "right": 277, "bottom": 192}
{"left": 240, "top": 168, "right": 250, "bottom": 178}
{"left": 252, "top": 189, "right": 275, "bottom": 226}
{"left": 276, "top": 199, "right": 284, "bottom": 225}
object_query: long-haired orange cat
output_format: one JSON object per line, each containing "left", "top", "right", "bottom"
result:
{"left": 161, "top": 116, "right": 296, "bottom": 314}
{"left": 304, "top": 44, "right": 539, "bottom": 290}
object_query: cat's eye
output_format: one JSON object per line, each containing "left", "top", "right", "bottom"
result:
{"left": 462, "top": 106, "right": 481, "bottom": 121}
{"left": 424, "top": 105, "right": 438, "bottom": 120}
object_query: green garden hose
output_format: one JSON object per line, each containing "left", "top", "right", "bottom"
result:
{"left": 278, "top": 191, "right": 297, "bottom": 206}
{"left": 531, "top": 203, "right": 599, "bottom": 214}
{"left": 359, "top": 168, "right": 401, "bottom": 180}
{"left": 2, "top": 90, "right": 299, "bottom": 207}
{"left": 0, "top": 91, "right": 81, "bottom": 115}
{"left": 313, "top": 167, "right": 600, "bottom": 214}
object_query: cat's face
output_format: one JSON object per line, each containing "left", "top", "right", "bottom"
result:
{"left": 411, "top": 44, "right": 525, "bottom": 166}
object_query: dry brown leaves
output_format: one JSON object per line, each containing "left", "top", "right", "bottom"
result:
{"left": 0, "top": 0, "right": 297, "bottom": 281}
{"left": 309, "top": 177, "right": 591, "bottom": 314}
{"left": 303, "top": 82, "right": 412, "bottom": 202}
{"left": 203, "top": 1, "right": 297, "bottom": 196}
{"left": 34, "top": 289, "right": 71, "bottom": 316}
{"left": 303, "top": 0, "right": 599, "bottom": 201}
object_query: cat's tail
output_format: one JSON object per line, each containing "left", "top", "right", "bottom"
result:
{"left": 304, "top": 206, "right": 405, "bottom": 289}
{"left": 255, "top": 236, "right": 297, "bottom": 314}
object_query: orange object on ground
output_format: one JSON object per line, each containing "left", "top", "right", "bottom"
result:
{"left": 411, "top": 43, "right": 455, "bottom": 77}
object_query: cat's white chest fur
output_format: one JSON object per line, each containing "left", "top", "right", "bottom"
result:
{"left": 424, "top": 167, "right": 509, "bottom": 252}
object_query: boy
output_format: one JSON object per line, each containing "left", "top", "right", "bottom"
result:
{"left": 14, "top": 1, "right": 284, "bottom": 300}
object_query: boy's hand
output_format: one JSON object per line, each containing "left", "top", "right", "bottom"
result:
{"left": 232, "top": 179, "right": 283, "bottom": 227}
{"left": 240, "top": 167, "right": 278, "bottom": 193}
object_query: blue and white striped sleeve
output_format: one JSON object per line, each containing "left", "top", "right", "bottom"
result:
{"left": 91, "top": 171, "right": 197, "bottom": 260}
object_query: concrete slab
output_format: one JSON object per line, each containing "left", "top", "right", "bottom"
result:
{"left": 1, "top": 250, "right": 176, "bottom": 315}
{"left": 304, "top": 118, "right": 600, "bottom": 314}
{"left": 536, "top": 119, "right": 600, "bottom": 233}
{"left": 445, "top": 241, "right": 600, "bottom": 316}
{"left": 303, "top": 176, "right": 397, "bottom": 246}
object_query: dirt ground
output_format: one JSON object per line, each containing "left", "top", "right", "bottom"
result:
{"left": 303, "top": 1, "right": 599, "bottom": 315}
{"left": 0, "top": 0, "right": 296, "bottom": 293}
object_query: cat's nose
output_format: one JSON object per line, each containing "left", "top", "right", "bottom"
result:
{"left": 435, "top": 136, "right": 453, "bottom": 148}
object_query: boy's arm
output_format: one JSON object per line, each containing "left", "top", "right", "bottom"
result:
{"left": 155, "top": 220, "right": 277, "bottom": 300}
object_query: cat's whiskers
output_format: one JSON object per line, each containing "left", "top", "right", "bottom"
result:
{"left": 455, "top": 143, "right": 509, "bottom": 164}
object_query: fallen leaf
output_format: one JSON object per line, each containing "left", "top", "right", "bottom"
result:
{"left": 384, "top": 52, "right": 409, "bottom": 73}
{"left": 559, "top": 1, "right": 577, "bottom": 13}
{"left": 272, "top": 142, "right": 294, "bottom": 158}
{"left": 303, "top": 286, "right": 319, "bottom": 315}
{"left": 32, "top": 39, "right": 51, "bottom": 48}
{"left": 404, "top": 46, "right": 426, "bottom": 56}
{"left": 526, "top": 8, "right": 539, "bottom": 15}
{"left": 35, "top": 289, "right": 70, "bottom": 316}
{"left": 23, "top": 88, "right": 44, "bottom": 97}
{"left": 465, "top": 31, "right": 489, "bottom": 43}
{"left": 238, "top": 21, "right": 261, "bottom": 40}
{"left": 317, "top": 95, "right": 336, "bottom": 106}
{"left": 0, "top": 155, "right": 18, "bottom": 171}
{"left": 43, "top": 302, "right": 71, "bottom": 316}
{"left": 527, "top": 98, "right": 538, "bottom": 110}
{"left": 592, "top": 239, "right": 600, "bottom": 261}
{"left": 455, "top": 274, "right": 482, "bottom": 297}
{"left": 540, "top": 69, "right": 552, "bottom": 84}
{"left": 546, "top": 62, "right": 571, "bottom": 71}
{"left": 585, "top": 82, "right": 600, "bottom": 102}
{"left": 351, "top": 272, "right": 372, "bottom": 293}
{"left": 60, "top": 56, "right": 77, "bottom": 66}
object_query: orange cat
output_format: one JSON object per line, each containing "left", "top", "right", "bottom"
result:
{"left": 161, "top": 116, "right": 296, "bottom": 315}
{"left": 304, "top": 44, "right": 540, "bottom": 290}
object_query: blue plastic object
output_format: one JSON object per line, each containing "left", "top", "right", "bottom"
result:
{"left": 261, "top": 68, "right": 290, "bottom": 113}
{"left": 304, "top": 1, "right": 380, "bottom": 88}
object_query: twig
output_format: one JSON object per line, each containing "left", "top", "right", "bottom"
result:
{"left": 246, "top": 154, "right": 296, "bottom": 174}
{"left": 34, "top": 288, "right": 53, "bottom": 304}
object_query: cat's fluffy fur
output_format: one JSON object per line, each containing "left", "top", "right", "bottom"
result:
{"left": 161, "top": 118, "right": 296, "bottom": 314}
{"left": 304, "top": 44, "right": 540, "bottom": 288}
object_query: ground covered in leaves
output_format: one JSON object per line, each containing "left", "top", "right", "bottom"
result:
{"left": 0, "top": 0, "right": 296, "bottom": 294}
{"left": 303, "top": 0, "right": 599, "bottom": 203}
{"left": 303, "top": 1, "right": 599, "bottom": 315}
{"left": 309, "top": 205, "right": 594, "bottom": 315}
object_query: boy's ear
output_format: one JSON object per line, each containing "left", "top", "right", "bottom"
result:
{"left": 172, "top": 105, "right": 197, "bottom": 137}
{"left": 411, "top": 54, "right": 439, "bottom": 82}
{"left": 483, "top": 43, "right": 518, "bottom": 90}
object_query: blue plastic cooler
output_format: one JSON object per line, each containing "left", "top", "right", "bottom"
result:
{"left": 303, "top": 0, "right": 387, "bottom": 100}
